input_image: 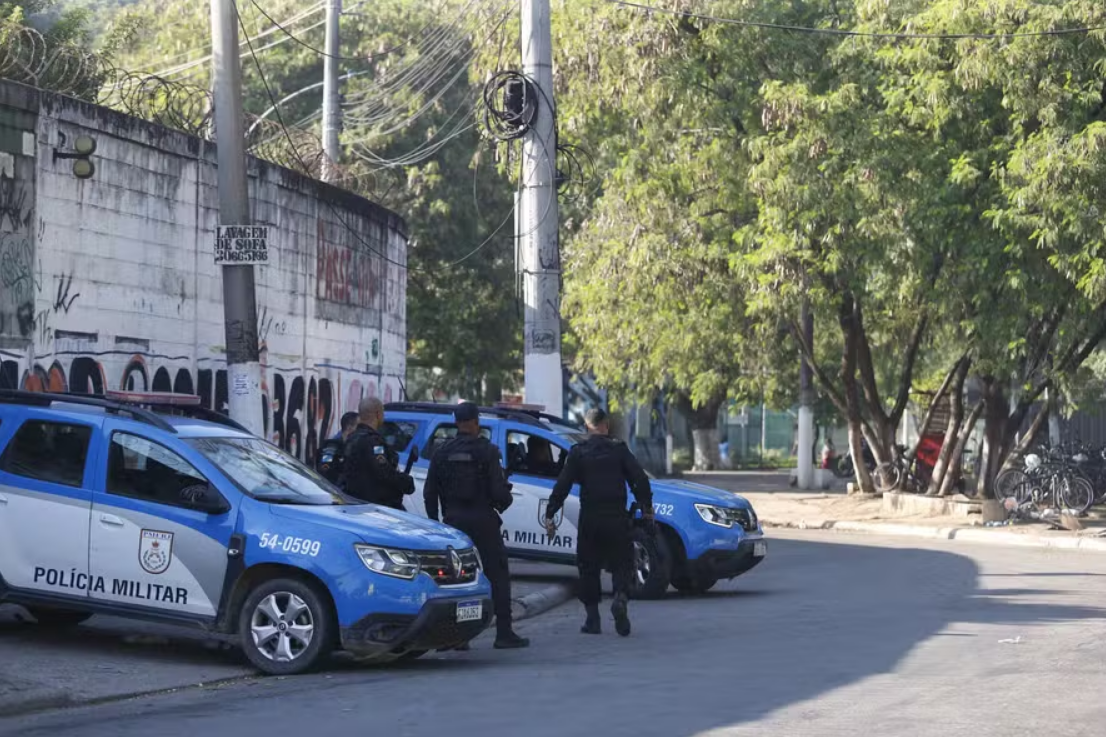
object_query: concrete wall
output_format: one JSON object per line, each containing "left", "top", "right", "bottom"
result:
{"left": 0, "top": 81, "right": 407, "bottom": 463}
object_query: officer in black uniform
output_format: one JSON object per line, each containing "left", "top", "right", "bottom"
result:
{"left": 424, "top": 402, "right": 529, "bottom": 649}
{"left": 545, "top": 408, "right": 652, "bottom": 637}
{"left": 315, "top": 411, "right": 358, "bottom": 485}
{"left": 344, "top": 397, "right": 414, "bottom": 509}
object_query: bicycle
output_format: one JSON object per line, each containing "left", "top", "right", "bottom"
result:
{"left": 873, "top": 444, "right": 928, "bottom": 494}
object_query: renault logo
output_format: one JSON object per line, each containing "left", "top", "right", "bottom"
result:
{"left": 449, "top": 548, "right": 463, "bottom": 578}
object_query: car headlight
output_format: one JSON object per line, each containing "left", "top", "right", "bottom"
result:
{"left": 354, "top": 544, "right": 420, "bottom": 579}
{"left": 695, "top": 504, "right": 733, "bottom": 528}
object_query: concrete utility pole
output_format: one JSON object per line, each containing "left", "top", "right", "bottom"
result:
{"left": 797, "top": 300, "right": 816, "bottom": 488}
{"left": 520, "top": 0, "right": 563, "bottom": 418}
{"left": 211, "top": 0, "right": 264, "bottom": 435}
{"left": 321, "top": 0, "right": 342, "bottom": 181}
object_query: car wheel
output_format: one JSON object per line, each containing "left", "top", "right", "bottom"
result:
{"left": 672, "top": 574, "right": 718, "bottom": 595}
{"left": 25, "top": 607, "right": 92, "bottom": 627}
{"left": 629, "top": 527, "right": 672, "bottom": 600}
{"left": 238, "top": 578, "right": 335, "bottom": 676}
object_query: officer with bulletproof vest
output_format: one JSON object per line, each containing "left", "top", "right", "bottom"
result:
{"left": 344, "top": 397, "right": 415, "bottom": 510}
{"left": 424, "top": 402, "right": 529, "bottom": 649}
{"left": 545, "top": 408, "right": 652, "bottom": 637}
{"left": 315, "top": 411, "right": 358, "bottom": 485}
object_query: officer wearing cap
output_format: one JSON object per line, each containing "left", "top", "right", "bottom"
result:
{"left": 545, "top": 407, "right": 652, "bottom": 637}
{"left": 344, "top": 397, "right": 415, "bottom": 510}
{"left": 424, "top": 402, "right": 529, "bottom": 649}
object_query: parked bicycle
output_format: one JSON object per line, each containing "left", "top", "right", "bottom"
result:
{"left": 994, "top": 444, "right": 1095, "bottom": 515}
{"left": 873, "top": 444, "right": 929, "bottom": 494}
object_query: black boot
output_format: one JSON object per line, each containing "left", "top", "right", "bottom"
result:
{"left": 581, "top": 604, "right": 601, "bottom": 635}
{"left": 494, "top": 628, "right": 531, "bottom": 649}
{"left": 611, "top": 593, "right": 631, "bottom": 637}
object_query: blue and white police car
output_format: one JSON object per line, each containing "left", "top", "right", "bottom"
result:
{"left": 382, "top": 403, "right": 766, "bottom": 598}
{"left": 0, "top": 390, "right": 492, "bottom": 675}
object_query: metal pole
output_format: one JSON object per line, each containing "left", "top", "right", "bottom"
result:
{"left": 321, "top": 0, "right": 342, "bottom": 181}
{"left": 520, "top": 0, "right": 563, "bottom": 417}
{"left": 211, "top": 0, "right": 264, "bottom": 435}
{"left": 797, "top": 300, "right": 815, "bottom": 488}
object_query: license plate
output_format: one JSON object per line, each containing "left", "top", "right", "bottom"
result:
{"left": 456, "top": 600, "right": 483, "bottom": 623}
{"left": 753, "top": 541, "right": 767, "bottom": 557}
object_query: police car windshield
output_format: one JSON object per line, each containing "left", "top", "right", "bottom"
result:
{"left": 187, "top": 437, "right": 349, "bottom": 505}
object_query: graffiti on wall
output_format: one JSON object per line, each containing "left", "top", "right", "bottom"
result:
{"left": 316, "top": 240, "right": 381, "bottom": 308}
{"left": 0, "top": 351, "right": 397, "bottom": 464}
{"left": 0, "top": 156, "right": 36, "bottom": 340}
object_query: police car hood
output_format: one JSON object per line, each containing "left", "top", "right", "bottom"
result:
{"left": 269, "top": 504, "right": 473, "bottom": 548}
{"left": 652, "top": 479, "right": 754, "bottom": 509}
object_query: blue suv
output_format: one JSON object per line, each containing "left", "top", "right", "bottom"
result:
{"left": 0, "top": 390, "right": 493, "bottom": 675}
{"left": 383, "top": 403, "right": 766, "bottom": 598}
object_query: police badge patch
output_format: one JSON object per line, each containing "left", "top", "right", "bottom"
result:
{"left": 139, "top": 530, "right": 174, "bottom": 575}
{"left": 538, "top": 499, "right": 564, "bottom": 527}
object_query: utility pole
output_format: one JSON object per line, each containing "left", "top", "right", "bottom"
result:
{"left": 797, "top": 300, "right": 816, "bottom": 488}
{"left": 520, "top": 0, "right": 563, "bottom": 418}
{"left": 321, "top": 0, "right": 341, "bottom": 181}
{"left": 211, "top": 0, "right": 264, "bottom": 435}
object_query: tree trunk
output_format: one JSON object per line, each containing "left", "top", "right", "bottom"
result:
{"left": 676, "top": 392, "right": 724, "bottom": 471}
{"left": 975, "top": 380, "right": 1010, "bottom": 499}
{"left": 839, "top": 293, "right": 875, "bottom": 493}
{"left": 483, "top": 374, "right": 504, "bottom": 405}
{"left": 910, "top": 353, "right": 967, "bottom": 461}
{"left": 927, "top": 357, "right": 970, "bottom": 495}
{"left": 937, "top": 399, "right": 984, "bottom": 497}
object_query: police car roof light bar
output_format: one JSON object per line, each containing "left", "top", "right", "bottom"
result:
{"left": 384, "top": 401, "right": 545, "bottom": 428}
{"left": 0, "top": 389, "right": 177, "bottom": 433}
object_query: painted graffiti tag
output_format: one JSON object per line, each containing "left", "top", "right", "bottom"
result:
{"left": 316, "top": 242, "right": 380, "bottom": 308}
{"left": 0, "top": 172, "right": 32, "bottom": 233}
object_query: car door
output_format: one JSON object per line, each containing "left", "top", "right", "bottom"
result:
{"left": 0, "top": 412, "right": 98, "bottom": 598}
{"left": 501, "top": 429, "right": 580, "bottom": 559}
{"left": 87, "top": 422, "right": 236, "bottom": 620}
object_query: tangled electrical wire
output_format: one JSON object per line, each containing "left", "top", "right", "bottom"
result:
{"left": 481, "top": 70, "right": 537, "bottom": 141}
{"left": 554, "top": 142, "right": 598, "bottom": 203}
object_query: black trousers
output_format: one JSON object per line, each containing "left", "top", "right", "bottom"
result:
{"left": 445, "top": 511, "right": 513, "bottom": 634}
{"left": 577, "top": 513, "right": 633, "bottom": 607}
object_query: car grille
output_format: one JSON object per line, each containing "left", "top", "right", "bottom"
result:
{"left": 415, "top": 547, "right": 480, "bottom": 586}
{"left": 727, "top": 508, "right": 759, "bottom": 532}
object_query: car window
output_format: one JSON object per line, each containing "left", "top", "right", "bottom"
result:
{"left": 0, "top": 420, "right": 92, "bottom": 488}
{"left": 506, "top": 431, "right": 567, "bottom": 479}
{"left": 381, "top": 420, "right": 421, "bottom": 453}
{"left": 424, "top": 423, "right": 491, "bottom": 458}
{"left": 108, "top": 432, "right": 210, "bottom": 507}
{"left": 187, "top": 436, "right": 349, "bottom": 505}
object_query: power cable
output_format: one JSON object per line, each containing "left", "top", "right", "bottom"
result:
{"left": 608, "top": 0, "right": 1106, "bottom": 39}
{"left": 234, "top": 0, "right": 555, "bottom": 274}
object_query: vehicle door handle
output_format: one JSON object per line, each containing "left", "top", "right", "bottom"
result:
{"left": 0, "top": 493, "right": 7, "bottom": 504}
{"left": 99, "top": 513, "right": 125, "bottom": 527}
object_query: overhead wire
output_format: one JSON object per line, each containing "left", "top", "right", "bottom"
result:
{"left": 235, "top": 0, "right": 555, "bottom": 273}
{"left": 607, "top": 0, "right": 1106, "bottom": 39}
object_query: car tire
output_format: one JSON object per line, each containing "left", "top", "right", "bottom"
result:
{"left": 629, "top": 527, "right": 672, "bottom": 600}
{"left": 25, "top": 607, "right": 93, "bottom": 627}
{"left": 238, "top": 577, "right": 335, "bottom": 676}
{"left": 672, "top": 574, "right": 718, "bottom": 595}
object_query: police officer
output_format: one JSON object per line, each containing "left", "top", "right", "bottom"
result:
{"left": 344, "top": 397, "right": 414, "bottom": 509}
{"left": 545, "top": 408, "right": 652, "bottom": 637}
{"left": 424, "top": 402, "right": 529, "bottom": 649}
{"left": 315, "top": 411, "right": 358, "bottom": 485}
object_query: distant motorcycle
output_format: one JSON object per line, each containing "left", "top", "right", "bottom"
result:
{"left": 833, "top": 441, "right": 877, "bottom": 479}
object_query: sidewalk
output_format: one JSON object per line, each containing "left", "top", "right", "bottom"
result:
{"left": 0, "top": 565, "right": 574, "bottom": 717}
{"left": 685, "top": 471, "right": 1106, "bottom": 553}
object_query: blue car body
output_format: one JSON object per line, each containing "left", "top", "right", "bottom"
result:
{"left": 383, "top": 404, "right": 766, "bottom": 597}
{"left": 0, "top": 393, "right": 492, "bottom": 673}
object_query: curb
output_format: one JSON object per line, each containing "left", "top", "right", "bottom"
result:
{"left": 512, "top": 582, "right": 575, "bottom": 621}
{"left": 763, "top": 518, "right": 1106, "bottom": 553}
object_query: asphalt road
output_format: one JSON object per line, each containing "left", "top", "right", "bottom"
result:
{"left": 4, "top": 531, "right": 1106, "bottom": 736}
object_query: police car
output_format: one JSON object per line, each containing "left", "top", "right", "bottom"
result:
{"left": 0, "top": 390, "right": 493, "bottom": 675}
{"left": 382, "top": 403, "right": 766, "bottom": 598}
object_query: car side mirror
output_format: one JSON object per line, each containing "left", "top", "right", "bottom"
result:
{"left": 180, "top": 483, "right": 230, "bottom": 515}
